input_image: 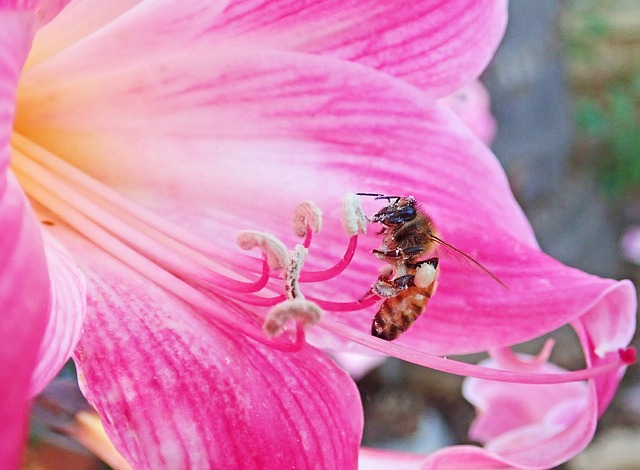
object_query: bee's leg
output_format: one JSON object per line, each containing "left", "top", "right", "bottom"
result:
{"left": 358, "top": 288, "right": 378, "bottom": 303}
{"left": 372, "top": 277, "right": 409, "bottom": 298}
{"left": 372, "top": 247, "right": 400, "bottom": 258}
{"left": 389, "top": 274, "right": 414, "bottom": 291}
{"left": 406, "top": 257, "right": 439, "bottom": 270}
{"left": 359, "top": 273, "right": 414, "bottom": 302}
{"left": 372, "top": 245, "right": 425, "bottom": 260}
{"left": 359, "top": 267, "right": 391, "bottom": 302}
{"left": 359, "top": 275, "right": 392, "bottom": 302}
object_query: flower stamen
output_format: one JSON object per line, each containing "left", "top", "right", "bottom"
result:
{"left": 341, "top": 192, "right": 368, "bottom": 237}
{"left": 14, "top": 141, "right": 380, "bottom": 346}
{"left": 489, "top": 339, "right": 556, "bottom": 372}
{"left": 237, "top": 230, "right": 289, "bottom": 271}
{"left": 299, "top": 235, "right": 358, "bottom": 282}
{"left": 292, "top": 200, "right": 322, "bottom": 248}
{"left": 10, "top": 138, "right": 309, "bottom": 351}
{"left": 306, "top": 294, "right": 380, "bottom": 312}
{"left": 284, "top": 244, "right": 308, "bottom": 300}
{"left": 298, "top": 194, "right": 365, "bottom": 282}
{"left": 263, "top": 299, "right": 324, "bottom": 337}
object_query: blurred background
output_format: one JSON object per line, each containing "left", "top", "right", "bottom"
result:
{"left": 24, "top": 1, "right": 640, "bottom": 469}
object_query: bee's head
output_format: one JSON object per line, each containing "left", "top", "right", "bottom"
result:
{"left": 371, "top": 195, "right": 417, "bottom": 225}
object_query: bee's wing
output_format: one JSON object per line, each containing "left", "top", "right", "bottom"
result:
{"left": 429, "top": 234, "right": 507, "bottom": 289}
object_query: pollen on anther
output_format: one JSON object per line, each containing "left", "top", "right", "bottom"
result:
{"left": 341, "top": 193, "right": 367, "bottom": 237}
{"left": 237, "top": 230, "right": 289, "bottom": 270}
{"left": 284, "top": 244, "right": 308, "bottom": 300}
{"left": 292, "top": 200, "right": 323, "bottom": 237}
{"left": 263, "top": 299, "right": 324, "bottom": 337}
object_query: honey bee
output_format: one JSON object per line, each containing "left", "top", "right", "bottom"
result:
{"left": 359, "top": 193, "right": 504, "bottom": 341}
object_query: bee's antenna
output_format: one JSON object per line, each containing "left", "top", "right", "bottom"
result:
{"left": 356, "top": 193, "right": 403, "bottom": 203}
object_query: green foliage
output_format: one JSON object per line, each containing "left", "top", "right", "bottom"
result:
{"left": 562, "top": 3, "right": 610, "bottom": 64}
{"left": 576, "top": 76, "right": 640, "bottom": 198}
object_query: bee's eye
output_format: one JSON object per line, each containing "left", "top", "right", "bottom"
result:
{"left": 383, "top": 205, "right": 416, "bottom": 224}
{"left": 397, "top": 205, "right": 416, "bottom": 220}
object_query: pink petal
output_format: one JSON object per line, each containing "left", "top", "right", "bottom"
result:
{"left": 212, "top": 0, "right": 507, "bottom": 97}
{"left": 579, "top": 279, "right": 636, "bottom": 360}
{"left": 420, "top": 446, "right": 513, "bottom": 470}
{"left": 438, "top": 81, "right": 497, "bottom": 145}
{"left": 0, "top": 1, "right": 37, "bottom": 10}
{"left": 33, "top": 0, "right": 72, "bottom": 28}
{"left": 621, "top": 225, "right": 640, "bottom": 264}
{"left": 359, "top": 447, "right": 428, "bottom": 470}
{"left": 52, "top": 229, "right": 363, "bottom": 468}
{"left": 363, "top": 438, "right": 605, "bottom": 470}
{"left": 1, "top": 3, "right": 35, "bottom": 172}
{"left": 360, "top": 446, "right": 513, "bottom": 470}
{"left": 24, "top": 0, "right": 506, "bottom": 98}
{"left": 463, "top": 360, "right": 588, "bottom": 442}
{"left": 330, "top": 350, "right": 385, "bottom": 380}
{"left": 29, "top": 229, "right": 87, "bottom": 396}
{"left": 572, "top": 296, "right": 636, "bottom": 415}
{"left": 17, "top": 47, "right": 636, "bottom": 357}
{"left": 24, "top": 0, "right": 226, "bottom": 70}
{"left": 0, "top": 6, "right": 46, "bottom": 467}
{"left": 463, "top": 358, "right": 598, "bottom": 469}
{"left": 0, "top": 172, "right": 50, "bottom": 469}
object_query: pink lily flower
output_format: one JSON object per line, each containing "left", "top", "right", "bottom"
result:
{"left": 1, "top": 1, "right": 636, "bottom": 469}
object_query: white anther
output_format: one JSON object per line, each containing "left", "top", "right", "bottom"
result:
{"left": 237, "top": 230, "right": 289, "bottom": 270}
{"left": 284, "top": 244, "right": 308, "bottom": 300}
{"left": 414, "top": 262, "right": 438, "bottom": 289}
{"left": 341, "top": 193, "right": 367, "bottom": 236}
{"left": 292, "top": 200, "right": 323, "bottom": 237}
{"left": 263, "top": 299, "right": 324, "bottom": 337}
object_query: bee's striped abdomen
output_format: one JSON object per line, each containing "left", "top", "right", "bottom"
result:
{"left": 371, "top": 288, "right": 430, "bottom": 341}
